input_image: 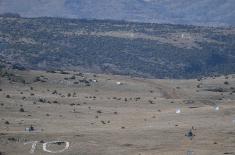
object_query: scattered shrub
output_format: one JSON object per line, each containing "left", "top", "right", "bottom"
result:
{"left": 52, "top": 90, "right": 57, "bottom": 94}
{"left": 224, "top": 81, "right": 229, "bottom": 85}
{"left": 148, "top": 100, "right": 155, "bottom": 104}
{"left": 19, "top": 108, "right": 25, "bottom": 112}
{"left": 8, "top": 137, "right": 17, "bottom": 141}
{"left": 97, "top": 110, "right": 102, "bottom": 114}
{"left": 0, "top": 151, "right": 5, "bottom": 155}
{"left": 38, "top": 98, "right": 46, "bottom": 103}
{"left": 101, "top": 120, "right": 106, "bottom": 124}
{"left": 70, "top": 75, "right": 76, "bottom": 80}
{"left": 60, "top": 71, "right": 69, "bottom": 75}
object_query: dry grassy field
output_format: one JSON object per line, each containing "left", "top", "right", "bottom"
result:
{"left": 0, "top": 70, "right": 235, "bottom": 155}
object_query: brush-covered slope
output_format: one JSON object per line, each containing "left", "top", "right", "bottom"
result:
{"left": 0, "top": 0, "right": 235, "bottom": 26}
{"left": 0, "top": 16, "right": 235, "bottom": 78}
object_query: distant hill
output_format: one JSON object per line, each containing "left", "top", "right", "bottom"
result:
{"left": 0, "top": 0, "right": 235, "bottom": 26}
{"left": 0, "top": 16, "right": 235, "bottom": 78}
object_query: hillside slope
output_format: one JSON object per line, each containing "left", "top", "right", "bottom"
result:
{"left": 0, "top": 16, "right": 235, "bottom": 78}
{"left": 0, "top": 0, "right": 235, "bottom": 26}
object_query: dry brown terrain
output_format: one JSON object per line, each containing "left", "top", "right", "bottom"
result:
{"left": 0, "top": 70, "right": 235, "bottom": 155}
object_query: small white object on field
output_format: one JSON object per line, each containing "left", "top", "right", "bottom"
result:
{"left": 176, "top": 108, "right": 181, "bottom": 114}
{"left": 181, "top": 33, "right": 185, "bottom": 39}
{"left": 116, "top": 81, "right": 122, "bottom": 85}
{"left": 214, "top": 106, "right": 219, "bottom": 111}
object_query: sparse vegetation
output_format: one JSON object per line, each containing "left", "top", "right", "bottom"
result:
{"left": 0, "top": 17, "right": 235, "bottom": 78}
{"left": 0, "top": 151, "right": 5, "bottom": 155}
{"left": 38, "top": 98, "right": 46, "bottom": 103}
{"left": 148, "top": 100, "right": 155, "bottom": 104}
{"left": 19, "top": 108, "right": 25, "bottom": 112}
{"left": 97, "top": 110, "right": 102, "bottom": 114}
{"left": 7, "top": 137, "right": 17, "bottom": 142}
{"left": 224, "top": 81, "right": 229, "bottom": 85}
{"left": 0, "top": 68, "right": 234, "bottom": 154}
{"left": 52, "top": 90, "right": 57, "bottom": 94}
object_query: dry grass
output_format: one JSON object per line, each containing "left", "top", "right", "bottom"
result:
{"left": 0, "top": 70, "right": 234, "bottom": 155}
